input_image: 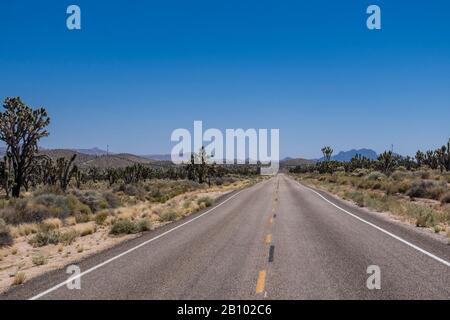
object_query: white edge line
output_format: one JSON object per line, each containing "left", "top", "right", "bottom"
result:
{"left": 29, "top": 187, "right": 248, "bottom": 300}
{"left": 294, "top": 179, "right": 450, "bottom": 268}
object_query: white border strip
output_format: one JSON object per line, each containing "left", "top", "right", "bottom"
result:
{"left": 29, "top": 188, "right": 248, "bottom": 300}
{"left": 295, "top": 180, "right": 450, "bottom": 268}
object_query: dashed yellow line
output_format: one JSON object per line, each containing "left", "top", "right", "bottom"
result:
{"left": 255, "top": 270, "right": 267, "bottom": 294}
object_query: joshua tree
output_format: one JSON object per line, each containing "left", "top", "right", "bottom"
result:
{"left": 196, "top": 146, "right": 209, "bottom": 184}
{"left": 377, "top": 150, "right": 396, "bottom": 174}
{"left": 88, "top": 167, "right": 101, "bottom": 183}
{"left": 321, "top": 146, "right": 333, "bottom": 162}
{"left": 56, "top": 154, "right": 77, "bottom": 191}
{"left": 72, "top": 165, "right": 86, "bottom": 189}
{"left": 415, "top": 150, "right": 425, "bottom": 167}
{"left": 0, "top": 97, "right": 50, "bottom": 197}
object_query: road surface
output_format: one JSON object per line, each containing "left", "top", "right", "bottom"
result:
{"left": 2, "top": 175, "right": 450, "bottom": 299}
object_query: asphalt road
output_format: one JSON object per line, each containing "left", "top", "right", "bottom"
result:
{"left": 2, "top": 175, "right": 450, "bottom": 299}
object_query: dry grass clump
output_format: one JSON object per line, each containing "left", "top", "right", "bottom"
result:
{"left": 76, "top": 224, "right": 97, "bottom": 237}
{"left": 32, "top": 253, "right": 47, "bottom": 266}
{"left": 10, "top": 223, "right": 39, "bottom": 237}
{"left": 94, "top": 211, "right": 109, "bottom": 225}
{"left": 159, "top": 209, "right": 179, "bottom": 222}
{"left": 12, "top": 271, "right": 26, "bottom": 285}
{"left": 197, "top": 196, "right": 214, "bottom": 209}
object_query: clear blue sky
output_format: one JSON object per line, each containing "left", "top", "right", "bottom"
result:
{"left": 1, "top": 0, "right": 449, "bottom": 158}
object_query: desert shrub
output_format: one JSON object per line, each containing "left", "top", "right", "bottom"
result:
{"left": 66, "top": 195, "right": 92, "bottom": 215}
{"left": 0, "top": 218, "right": 13, "bottom": 247}
{"left": 40, "top": 218, "right": 62, "bottom": 231}
{"left": 94, "top": 211, "right": 109, "bottom": 225}
{"left": 406, "top": 180, "right": 447, "bottom": 200}
{"left": 121, "top": 184, "right": 142, "bottom": 197}
{"left": 73, "top": 190, "right": 110, "bottom": 212}
{"left": 414, "top": 170, "right": 431, "bottom": 179}
{"left": 406, "top": 205, "right": 441, "bottom": 227}
{"left": 440, "top": 192, "right": 450, "bottom": 204}
{"left": 182, "top": 200, "right": 192, "bottom": 209}
{"left": 12, "top": 223, "right": 39, "bottom": 237}
{"left": 222, "top": 176, "right": 237, "bottom": 185}
{"left": 344, "top": 191, "right": 365, "bottom": 207}
{"left": 159, "top": 210, "right": 179, "bottom": 222}
{"left": 366, "top": 171, "right": 385, "bottom": 181}
{"left": 33, "top": 184, "right": 65, "bottom": 196}
{"left": 60, "top": 229, "right": 79, "bottom": 245}
{"left": 78, "top": 224, "right": 96, "bottom": 237}
{"left": 29, "top": 230, "right": 61, "bottom": 247}
{"left": 33, "top": 194, "right": 70, "bottom": 215}
{"left": 74, "top": 213, "right": 91, "bottom": 224}
{"left": 12, "top": 272, "right": 26, "bottom": 285}
{"left": 363, "top": 195, "right": 390, "bottom": 212}
{"left": 197, "top": 197, "right": 214, "bottom": 208}
{"left": 351, "top": 168, "right": 370, "bottom": 177}
{"left": 391, "top": 170, "right": 410, "bottom": 181}
{"left": 109, "top": 219, "right": 137, "bottom": 235}
{"left": 415, "top": 212, "right": 436, "bottom": 228}
{"left": 32, "top": 254, "right": 47, "bottom": 266}
{"left": 103, "top": 192, "right": 121, "bottom": 208}
{"left": 0, "top": 200, "right": 51, "bottom": 224}
{"left": 135, "top": 219, "right": 152, "bottom": 232}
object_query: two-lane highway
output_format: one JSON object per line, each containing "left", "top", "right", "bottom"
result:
{"left": 2, "top": 175, "right": 449, "bottom": 299}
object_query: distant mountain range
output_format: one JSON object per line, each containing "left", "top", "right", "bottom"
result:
{"left": 318, "top": 148, "right": 378, "bottom": 162}
{"left": 0, "top": 146, "right": 381, "bottom": 167}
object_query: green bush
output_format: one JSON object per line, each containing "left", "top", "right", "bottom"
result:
{"left": 73, "top": 190, "right": 108, "bottom": 212}
{"left": 366, "top": 171, "right": 385, "bottom": 181}
{"left": 135, "top": 219, "right": 152, "bottom": 232}
{"left": 75, "top": 213, "right": 91, "bottom": 224}
{"left": 416, "top": 212, "right": 436, "bottom": 228}
{"left": 0, "top": 201, "right": 52, "bottom": 224}
{"left": 60, "top": 229, "right": 79, "bottom": 245}
{"left": 103, "top": 192, "right": 121, "bottom": 208}
{"left": 32, "top": 254, "right": 47, "bottom": 266}
{"left": 109, "top": 219, "right": 137, "bottom": 235}
{"left": 29, "top": 230, "right": 61, "bottom": 247}
{"left": 94, "top": 211, "right": 109, "bottom": 225}
{"left": 344, "top": 191, "right": 365, "bottom": 207}
{"left": 197, "top": 197, "right": 214, "bottom": 208}
{"left": 0, "top": 218, "right": 13, "bottom": 247}
{"left": 159, "top": 210, "right": 179, "bottom": 222}
{"left": 406, "top": 180, "right": 446, "bottom": 200}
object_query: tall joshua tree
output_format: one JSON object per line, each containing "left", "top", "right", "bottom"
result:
{"left": 378, "top": 150, "right": 396, "bottom": 174}
{"left": 57, "top": 154, "right": 77, "bottom": 191}
{"left": 0, "top": 97, "right": 50, "bottom": 197}
{"left": 321, "top": 146, "right": 333, "bottom": 162}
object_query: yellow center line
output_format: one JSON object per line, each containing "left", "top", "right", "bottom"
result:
{"left": 255, "top": 270, "right": 267, "bottom": 294}
{"left": 265, "top": 234, "right": 272, "bottom": 244}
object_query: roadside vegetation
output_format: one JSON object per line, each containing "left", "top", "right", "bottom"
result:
{"left": 0, "top": 97, "right": 263, "bottom": 291}
{"left": 290, "top": 144, "right": 450, "bottom": 238}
